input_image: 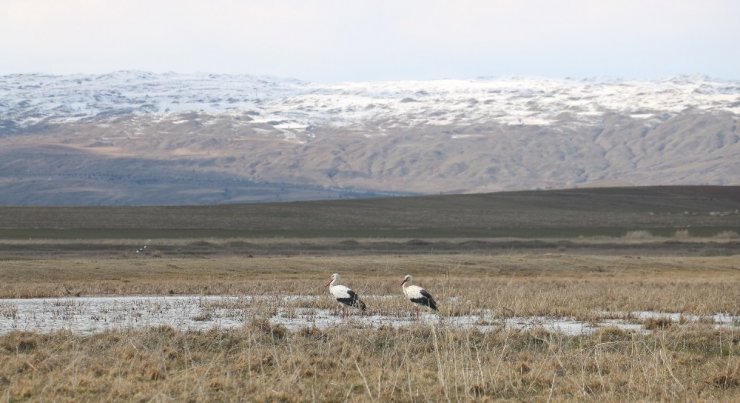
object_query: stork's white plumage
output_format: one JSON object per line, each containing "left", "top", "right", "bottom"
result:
{"left": 401, "top": 274, "right": 437, "bottom": 319}
{"left": 326, "top": 273, "right": 366, "bottom": 317}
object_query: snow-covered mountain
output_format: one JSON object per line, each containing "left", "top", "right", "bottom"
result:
{"left": 1, "top": 72, "right": 738, "bottom": 204}
{"left": 3, "top": 71, "right": 739, "bottom": 135}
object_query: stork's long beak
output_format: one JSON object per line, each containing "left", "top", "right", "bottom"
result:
{"left": 400, "top": 278, "right": 407, "bottom": 285}
{"left": 325, "top": 278, "right": 333, "bottom": 287}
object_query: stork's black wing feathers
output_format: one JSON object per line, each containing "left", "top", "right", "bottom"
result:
{"left": 337, "top": 289, "right": 367, "bottom": 311}
{"left": 348, "top": 290, "right": 367, "bottom": 311}
{"left": 419, "top": 289, "right": 438, "bottom": 311}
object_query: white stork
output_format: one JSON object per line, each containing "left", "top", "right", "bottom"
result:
{"left": 326, "top": 273, "right": 366, "bottom": 318}
{"left": 401, "top": 274, "right": 437, "bottom": 319}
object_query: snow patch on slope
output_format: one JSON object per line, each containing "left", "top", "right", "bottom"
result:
{"left": 2, "top": 72, "right": 738, "bottom": 139}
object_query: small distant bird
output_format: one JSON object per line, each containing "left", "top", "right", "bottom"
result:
{"left": 326, "top": 273, "right": 366, "bottom": 318}
{"left": 401, "top": 274, "right": 437, "bottom": 319}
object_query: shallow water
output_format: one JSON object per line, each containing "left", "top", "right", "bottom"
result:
{"left": 0, "top": 296, "right": 249, "bottom": 335}
{"left": 269, "top": 308, "right": 628, "bottom": 336}
{"left": 0, "top": 296, "right": 737, "bottom": 336}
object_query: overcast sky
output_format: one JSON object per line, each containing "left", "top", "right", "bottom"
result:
{"left": 2, "top": 0, "right": 738, "bottom": 82}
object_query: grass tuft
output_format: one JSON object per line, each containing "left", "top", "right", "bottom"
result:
{"left": 711, "top": 365, "right": 739, "bottom": 389}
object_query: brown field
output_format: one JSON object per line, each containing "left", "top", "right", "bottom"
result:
{"left": 0, "top": 254, "right": 739, "bottom": 315}
{"left": 1, "top": 188, "right": 739, "bottom": 401}
{"left": 1, "top": 253, "right": 739, "bottom": 401}
{"left": 2, "top": 186, "right": 739, "bottom": 240}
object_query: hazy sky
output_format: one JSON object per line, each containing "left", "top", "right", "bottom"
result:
{"left": 2, "top": 0, "right": 739, "bottom": 81}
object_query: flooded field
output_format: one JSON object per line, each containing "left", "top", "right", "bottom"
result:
{"left": 1, "top": 252, "right": 738, "bottom": 402}
{"left": 1, "top": 295, "right": 737, "bottom": 336}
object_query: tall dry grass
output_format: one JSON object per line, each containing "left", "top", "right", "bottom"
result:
{"left": 1, "top": 322, "right": 738, "bottom": 401}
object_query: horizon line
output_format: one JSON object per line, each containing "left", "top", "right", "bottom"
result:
{"left": 2, "top": 70, "right": 738, "bottom": 84}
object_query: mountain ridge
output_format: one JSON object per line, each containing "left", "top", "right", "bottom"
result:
{"left": 1, "top": 72, "right": 738, "bottom": 205}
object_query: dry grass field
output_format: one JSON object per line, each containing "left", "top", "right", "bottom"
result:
{"left": 2, "top": 319, "right": 738, "bottom": 401}
{"left": 0, "top": 254, "right": 738, "bottom": 315}
{"left": 1, "top": 254, "right": 739, "bottom": 401}
{"left": 1, "top": 187, "right": 738, "bottom": 401}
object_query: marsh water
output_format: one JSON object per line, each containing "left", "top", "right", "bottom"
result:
{"left": 0, "top": 295, "right": 737, "bottom": 336}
